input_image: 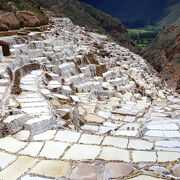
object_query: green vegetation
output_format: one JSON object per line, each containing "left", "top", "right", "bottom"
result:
{"left": 96, "top": 30, "right": 106, "bottom": 36}
{"left": 128, "top": 26, "right": 162, "bottom": 49}
{"left": 0, "top": 0, "right": 10, "bottom": 9}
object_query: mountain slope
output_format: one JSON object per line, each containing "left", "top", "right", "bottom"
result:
{"left": 158, "top": 1, "right": 180, "bottom": 26}
{"left": 143, "top": 19, "right": 180, "bottom": 86}
{"left": 35, "top": 0, "right": 141, "bottom": 53}
{"left": 80, "top": 0, "right": 180, "bottom": 27}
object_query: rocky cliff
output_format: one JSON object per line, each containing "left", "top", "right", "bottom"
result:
{"left": 0, "top": 0, "right": 48, "bottom": 31}
{"left": 143, "top": 19, "right": 180, "bottom": 89}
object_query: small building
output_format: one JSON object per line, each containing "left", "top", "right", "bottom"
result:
{"left": 0, "top": 40, "right": 10, "bottom": 56}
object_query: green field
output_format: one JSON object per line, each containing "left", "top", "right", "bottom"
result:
{"left": 128, "top": 29, "right": 149, "bottom": 33}
{"left": 128, "top": 26, "right": 163, "bottom": 49}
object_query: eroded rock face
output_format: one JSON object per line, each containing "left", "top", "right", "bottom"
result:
{"left": 0, "top": 9, "right": 47, "bottom": 31}
{"left": 143, "top": 19, "right": 180, "bottom": 84}
{"left": 16, "top": 10, "right": 47, "bottom": 27}
{"left": 0, "top": 12, "right": 20, "bottom": 31}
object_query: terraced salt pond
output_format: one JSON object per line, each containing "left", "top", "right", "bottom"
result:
{"left": 0, "top": 18, "right": 179, "bottom": 179}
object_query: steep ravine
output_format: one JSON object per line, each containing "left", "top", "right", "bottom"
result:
{"left": 143, "top": 19, "right": 180, "bottom": 89}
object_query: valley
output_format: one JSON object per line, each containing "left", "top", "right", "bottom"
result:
{"left": 128, "top": 26, "right": 162, "bottom": 49}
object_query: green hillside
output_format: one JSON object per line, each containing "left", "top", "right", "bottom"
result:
{"left": 80, "top": 0, "right": 180, "bottom": 28}
{"left": 158, "top": 2, "right": 180, "bottom": 26}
